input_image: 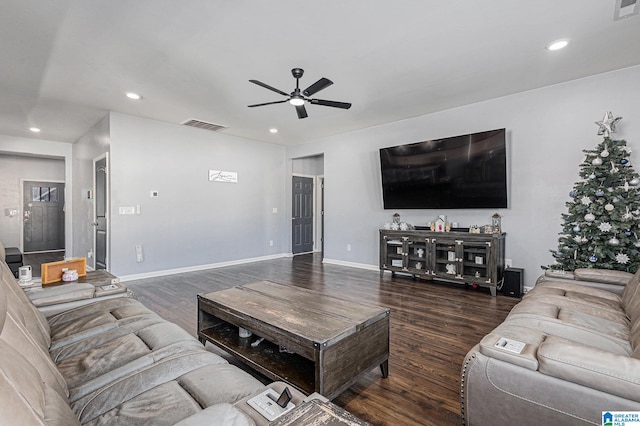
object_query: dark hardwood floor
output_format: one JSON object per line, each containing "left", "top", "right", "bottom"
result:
{"left": 125, "top": 254, "right": 519, "bottom": 426}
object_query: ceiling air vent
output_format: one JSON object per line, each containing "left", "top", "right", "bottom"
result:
{"left": 181, "top": 118, "right": 228, "bottom": 132}
{"left": 614, "top": 0, "right": 639, "bottom": 20}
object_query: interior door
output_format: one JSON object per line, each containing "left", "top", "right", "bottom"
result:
{"left": 94, "top": 155, "right": 108, "bottom": 270}
{"left": 23, "top": 181, "right": 65, "bottom": 252}
{"left": 292, "top": 176, "right": 314, "bottom": 254}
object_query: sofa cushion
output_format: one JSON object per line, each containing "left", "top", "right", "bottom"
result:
{"left": 173, "top": 403, "right": 255, "bottom": 426}
{"left": 81, "top": 364, "right": 263, "bottom": 426}
{"left": 574, "top": 268, "right": 634, "bottom": 286}
{"left": 506, "top": 300, "right": 633, "bottom": 355}
{"left": 538, "top": 335, "right": 640, "bottom": 402}
{"left": 0, "top": 341, "right": 80, "bottom": 426}
{"left": 70, "top": 351, "right": 253, "bottom": 424}
{"left": 28, "top": 283, "right": 96, "bottom": 307}
{"left": 48, "top": 298, "right": 159, "bottom": 349}
{"left": 1, "top": 263, "right": 52, "bottom": 348}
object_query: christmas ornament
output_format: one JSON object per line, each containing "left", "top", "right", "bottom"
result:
{"left": 623, "top": 207, "right": 633, "bottom": 220}
{"left": 589, "top": 255, "right": 598, "bottom": 262}
{"left": 621, "top": 158, "right": 629, "bottom": 165}
{"left": 594, "top": 111, "right": 622, "bottom": 137}
{"left": 589, "top": 173, "right": 596, "bottom": 179}
{"left": 569, "top": 190, "right": 577, "bottom": 198}
{"left": 611, "top": 161, "right": 619, "bottom": 173}
{"left": 585, "top": 213, "right": 596, "bottom": 222}
{"left": 608, "top": 236, "right": 620, "bottom": 246}
{"left": 592, "top": 157, "right": 603, "bottom": 166}
{"left": 616, "top": 253, "right": 630, "bottom": 264}
{"left": 624, "top": 180, "right": 630, "bottom": 191}
{"left": 635, "top": 241, "right": 640, "bottom": 248}
{"left": 630, "top": 178, "right": 640, "bottom": 186}
{"left": 573, "top": 225, "right": 581, "bottom": 232}
{"left": 595, "top": 190, "right": 604, "bottom": 197}
{"left": 625, "top": 230, "right": 633, "bottom": 237}
{"left": 605, "top": 203, "right": 614, "bottom": 211}
{"left": 598, "top": 222, "right": 613, "bottom": 232}
{"left": 601, "top": 149, "right": 610, "bottom": 158}
{"left": 581, "top": 196, "right": 592, "bottom": 205}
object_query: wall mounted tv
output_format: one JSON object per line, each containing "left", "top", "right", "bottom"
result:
{"left": 379, "top": 128, "right": 507, "bottom": 209}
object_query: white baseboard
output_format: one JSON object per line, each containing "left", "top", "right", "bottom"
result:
{"left": 119, "top": 253, "right": 291, "bottom": 282}
{"left": 322, "top": 258, "right": 379, "bottom": 272}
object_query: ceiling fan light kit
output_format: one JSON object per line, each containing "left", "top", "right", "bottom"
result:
{"left": 248, "top": 68, "right": 351, "bottom": 119}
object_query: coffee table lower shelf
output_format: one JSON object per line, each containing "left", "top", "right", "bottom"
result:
{"left": 199, "top": 323, "right": 316, "bottom": 395}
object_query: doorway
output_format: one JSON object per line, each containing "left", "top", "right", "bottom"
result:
{"left": 93, "top": 154, "right": 109, "bottom": 270}
{"left": 22, "top": 181, "right": 65, "bottom": 253}
{"left": 292, "top": 176, "right": 314, "bottom": 254}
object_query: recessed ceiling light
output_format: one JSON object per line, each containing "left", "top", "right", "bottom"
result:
{"left": 29, "top": 127, "right": 41, "bottom": 133}
{"left": 546, "top": 39, "right": 569, "bottom": 51}
{"left": 126, "top": 92, "right": 142, "bottom": 100}
{"left": 269, "top": 128, "right": 278, "bottom": 134}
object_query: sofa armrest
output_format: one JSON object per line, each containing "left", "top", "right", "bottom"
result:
{"left": 573, "top": 268, "right": 633, "bottom": 286}
{"left": 538, "top": 335, "right": 640, "bottom": 402}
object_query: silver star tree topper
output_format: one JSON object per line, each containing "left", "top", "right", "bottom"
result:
{"left": 595, "top": 111, "right": 622, "bottom": 138}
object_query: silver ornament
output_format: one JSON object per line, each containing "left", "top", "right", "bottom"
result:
{"left": 584, "top": 213, "right": 596, "bottom": 222}
{"left": 605, "top": 203, "right": 614, "bottom": 211}
{"left": 631, "top": 178, "right": 640, "bottom": 186}
{"left": 609, "top": 237, "right": 620, "bottom": 246}
{"left": 600, "top": 150, "right": 610, "bottom": 158}
{"left": 592, "top": 157, "right": 603, "bottom": 166}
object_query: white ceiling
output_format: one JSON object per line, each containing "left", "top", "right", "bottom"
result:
{"left": 2, "top": 0, "right": 640, "bottom": 146}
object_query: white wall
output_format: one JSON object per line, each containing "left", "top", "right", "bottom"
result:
{"left": 287, "top": 65, "right": 640, "bottom": 285}
{"left": 107, "top": 113, "right": 288, "bottom": 278}
{"left": 0, "top": 154, "right": 65, "bottom": 248}
{"left": 0, "top": 135, "right": 73, "bottom": 255}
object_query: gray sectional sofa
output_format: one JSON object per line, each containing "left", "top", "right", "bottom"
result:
{"left": 461, "top": 267, "right": 640, "bottom": 425}
{"left": 0, "top": 242, "right": 285, "bottom": 425}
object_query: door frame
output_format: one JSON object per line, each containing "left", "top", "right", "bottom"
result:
{"left": 93, "top": 153, "right": 110, "bottom": 270}
{"left": 20, "top": 179, "right": 66, "bottom": 254}
{"left": 292, "top": 173, "right": 324, "bottom": 254}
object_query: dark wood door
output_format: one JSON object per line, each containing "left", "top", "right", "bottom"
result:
{"left": 292, "top": 176, "right": 313, "bottom": 254}
{"left": 23, "top": 181, "right": 65, "bottom": 252}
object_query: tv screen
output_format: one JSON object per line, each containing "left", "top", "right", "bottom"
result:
{"left": 379, "top": 128, "right": 507, "bottom": 209}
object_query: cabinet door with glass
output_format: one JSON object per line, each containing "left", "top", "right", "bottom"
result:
{"left": 380, "top": 233, "right": 408, "bottom": 275}
{"left": 432, "top": 238, "right": 462, "bottom": 279}
{"left": 406, "top": 235, "right": 430, "bottom": 275}
{"left": 460, "top": 241, "right": 493, "bottom": 284}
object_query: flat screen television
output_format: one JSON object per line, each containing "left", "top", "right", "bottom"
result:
{"left": 379, "top": 128, "right": 507, "bottom": 209}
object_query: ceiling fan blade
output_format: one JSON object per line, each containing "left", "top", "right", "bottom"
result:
{"left": 295, "top": 104, "right": 308, "bottom": 119}
{"left": 249, "top": 79, "right": 289, "bottom": 97}
{"left": 248, "top": 100, "right": 288, "bottom": 107}
{"left": 303, "top": 78, "right": 333, "bottom": 97}
{"left": 310, "top": 98, "right": 352, "bottom": 109}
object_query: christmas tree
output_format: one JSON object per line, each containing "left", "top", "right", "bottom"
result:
{"left": 549, "top": 112, "right": 640, "bottom": 272}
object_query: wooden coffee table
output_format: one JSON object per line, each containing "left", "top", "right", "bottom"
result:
{"left": 197, "top": 281, "right": 390, "bottom": 400}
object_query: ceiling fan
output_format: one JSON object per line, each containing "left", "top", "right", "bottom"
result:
{"left": 248, "top": 68, "right": 352, "bottom": 119}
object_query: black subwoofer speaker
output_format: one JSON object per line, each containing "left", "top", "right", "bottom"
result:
{"left": 502, "top": 268, "right": 524, "bottom": 298}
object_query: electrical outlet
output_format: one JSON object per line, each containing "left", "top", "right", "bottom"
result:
{"left": 347, "top": 244, "right": 352, "bottom": 251}
{"left": 135, "top": 245, "right": 144, "bottom": 262}
{"left": 505, "top": 258, "right": 513, "bottom": 268}
{"left": 269, "top": 240, "right": 274, "bottom": 246}
{"left": 524, "top": 286, "right": 533, "bottom": 294}
{"left": 87, "top": 250, "right": 93, "bottom": 259}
